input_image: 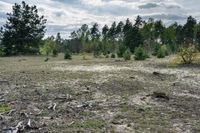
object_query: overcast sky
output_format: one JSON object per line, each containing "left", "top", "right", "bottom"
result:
{"left": 0, "top": 0, "right": 200, "bottom": 38}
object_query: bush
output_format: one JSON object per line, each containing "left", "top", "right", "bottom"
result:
{"left": 105, "top": 54, "right": 109, "bottom": 58}
{"left": 52, "top": 49, "right": 58, "bottom": 57}
{"left": 157, "top": 48, "right": 165, "bottom": 58}
{"left": 178, "top": 44, "right": 197, "bottom": 64}
{"left": 64, "top": 49, "right": 72, "bottom": 60}
{"left": 111, "top": 53, "right": 116, "bottom": 58}
{"left": 82, "top": 52, "right": 89, "bottom": 60}
{"left": 93, "top": 50, "right": 101, "bottom": 58}
{"left": 117, "top": 43, "right": 126, "bottom": 58}
{"left": 152, "top": 44, "right": 160, "bottom": 56}
{"left": 134, "top": 47, "right": 148, "bottom": 60}
{"left": 161, "top": 45, "right": 169, "bottom": 56}
{"left": 0, "top": 45, "right": 5, "bottom": 57}
{"left": 123, "top": 49, "right": 131, "bottom": 61}
{"left": 157, "top": 45, "right": 169, "bottom": 58}
{"left": 40, "top": 40, "right": 57, "bottom": 57}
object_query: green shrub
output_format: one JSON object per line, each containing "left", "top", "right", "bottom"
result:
{"left": 111, "top": 53, "right": 116, "bottom": 58}
{"left": 105, "top": 54, "right": 109, "bottom": 58}
{"left": 161, "top": 45, "right": 169, "bottom": 56}
{"left": 52, "top": 49, "right": 58, "bottom": 57}
{"left": 157, "top": 45, "right": 168, "bottom": 58}
{"left": 0, "top": 45, "right": 5, "bottom": 57}
{"left": 157, "top": 48, "right": 165, "bottom": 58}
{"left": 123, "top": 49, "right": 131, "bottom": 61}
{"left": 134, "top": 47, "right": 148, "bottom": 60}
{"left": 93, "top": 50, "right": 101, "bottom": 58}
{"left": 178, "top": 44, "right": 197, "bottom": 64}
{"left": 117, "top": 43, "right": 126, "bottom": 57}
{"left": 64, "top": 49, "right": 72, "bottom": 60}
{"left": 40, "top": 40, "right": 57, "bottom": 57}
{"left": 152, "top": 44, "right": 160, "bottom": 56}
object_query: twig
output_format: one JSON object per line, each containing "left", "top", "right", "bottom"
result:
{"left": 48, "top": 103, "right": 57, "bottom": 111}
{"left": 7, "top": 109, "right": 16, "bottom": 115}
{"left": 53, "top": 103, "right": 57, "bottom": 111}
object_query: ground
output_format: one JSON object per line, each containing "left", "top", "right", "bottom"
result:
{"left": 0, "top": 54, "right": 200, "bottom": 133}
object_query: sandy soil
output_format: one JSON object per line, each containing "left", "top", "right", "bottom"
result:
{"left": 0, "top": 55, "right": 200, "bottom": 133}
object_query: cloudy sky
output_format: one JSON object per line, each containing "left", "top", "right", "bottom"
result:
{"left": 0, "top": 0, "right": 200, "bottom": 38}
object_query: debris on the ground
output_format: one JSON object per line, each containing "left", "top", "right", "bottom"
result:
{"left": 152, "top": 91, "right": 170, "bottom": 100}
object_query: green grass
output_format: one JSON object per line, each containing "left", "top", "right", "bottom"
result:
{"left": 79, "top": 111, "right": 95, "bottom": 116}
{"left": 193, "top": 122, "right": 200, "bottom": 132}
{"left": 68, "top": 119, "right": 106, "bottom": 130}
{"left": 0, "top": 103, "right": 12, "bottom": 113}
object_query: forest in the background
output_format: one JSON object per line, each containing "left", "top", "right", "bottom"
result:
{"left": 0, "top": 1, "right": 199, "bottom": 63}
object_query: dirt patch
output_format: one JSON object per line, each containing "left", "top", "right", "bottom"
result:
{"left": 0, "top": 55, "right": 200, "bottom": 133}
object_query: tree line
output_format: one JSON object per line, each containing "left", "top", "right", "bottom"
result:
{"left": 0, "top": 1, "right": 199, "bottom": 63}
{"left": 68, "top": 15, "right": 199, "bottom": 55}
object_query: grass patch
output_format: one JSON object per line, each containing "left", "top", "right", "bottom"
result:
{"left": 68, "top": 119, "right": 106, "bottom": 130}
{"left": 193, "top": 122, "right": 200, "bottom": 132}
{"left": 0, "top": 103, "right": 12, "bottom": 113}
{"left": 117, "top": 103, "right": 182, "bottom": 132}
{"left": 79, "top": 111, "right": 95, "bottom": 116}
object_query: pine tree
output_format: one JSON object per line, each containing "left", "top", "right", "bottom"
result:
{"left": 1, "top": 1, "right": 47, "bottom": 55}
{"left": 183, "top": 16, "right": 197, "bottom": 44}
{"left": 102, "top": 25, "right": 109, "bottom": 40}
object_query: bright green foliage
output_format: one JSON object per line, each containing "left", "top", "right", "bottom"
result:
{"left": 64, "top": 49, "right": 72, "bottom": 60}
{"left": 123, "top": 49, "right": 132, "bottom": 61}
{"left": 111, "top": 53, "right": 116, "bottom": 58}
{"left": 156, "top": 45, "right": 169, "bottom": 58}
{"left": 0, "top": 103, "right": 12, "bottom": 113}
{"left": 157, "top": 47, "right": 166, "bottom": 58}
{"left": 134, "top": 47, "right": 148, "bottom": 60}
{"left": 40, "top": 40, "right": 57, "bottom": 57}
{"left": 161, "top": 45, "right": 169, "bottom": 56}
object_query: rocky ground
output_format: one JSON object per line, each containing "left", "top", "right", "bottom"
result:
{"left": 0, "top": 55, "right": 200, "bottom": 133}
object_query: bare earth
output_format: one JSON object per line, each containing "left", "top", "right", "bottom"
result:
{"left": 0, "top": 55, "right": 200, "bottom": 133}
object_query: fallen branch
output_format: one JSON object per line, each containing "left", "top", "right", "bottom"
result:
{"left": 7, "top": 109, "right": 16, "bottom": 115}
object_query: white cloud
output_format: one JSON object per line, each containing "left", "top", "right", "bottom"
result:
{"left": 0, "top": 0, "right": 200, "bottom": 38}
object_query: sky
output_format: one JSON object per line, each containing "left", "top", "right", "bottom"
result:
{"left": 0, "top": 0, "right": 200, "bottom": 38}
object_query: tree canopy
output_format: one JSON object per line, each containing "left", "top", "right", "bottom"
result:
{"left": 0, "top": 1, "right": 46, "bottom": 55}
